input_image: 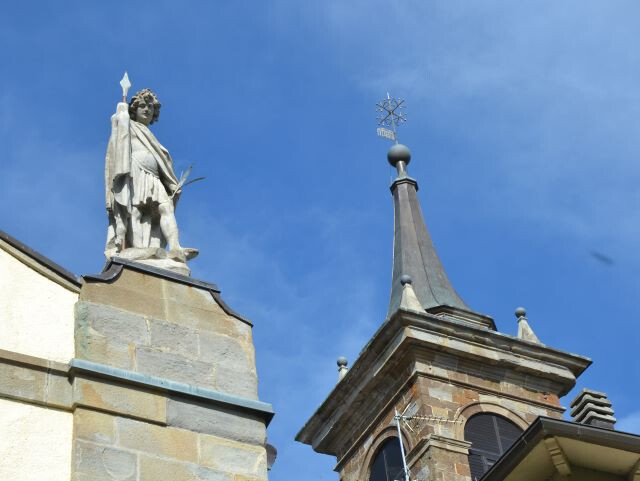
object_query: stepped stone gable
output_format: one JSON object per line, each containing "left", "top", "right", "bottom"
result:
{"left": 71, "top": 258, "right": 274, "bottom": 481}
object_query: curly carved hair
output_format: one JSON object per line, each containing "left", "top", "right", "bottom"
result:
{"left": 128, "top": 88, "right": 161, "bottom": 124}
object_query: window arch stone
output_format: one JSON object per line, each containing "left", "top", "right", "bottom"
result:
{"left": 357, "top": 426, "right": 412, "bottom": 481}
{"left": 453, "top": 401, "right": 528, "bottom": 440}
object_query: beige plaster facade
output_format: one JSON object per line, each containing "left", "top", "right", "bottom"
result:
{"left": 0, "top": 240, "right": 78, "bottom": 363}
{"left": 0, "top": 398, "right": 73, "bottom": 481}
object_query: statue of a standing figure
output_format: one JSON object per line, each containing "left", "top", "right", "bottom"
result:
{"left": 105, "top": 76, "right": 198, "bottom": 275}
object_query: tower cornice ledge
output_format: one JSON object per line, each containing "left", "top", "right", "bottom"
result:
{"left": 295, "top": 308, "right": 591, "bottom": 457}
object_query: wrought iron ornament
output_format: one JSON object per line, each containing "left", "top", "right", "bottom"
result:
{"left": 376, "top": 93, "right": 406, "bottom": 143}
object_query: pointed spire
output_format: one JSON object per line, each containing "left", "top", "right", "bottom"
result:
{"left": 515, "top": 307, "right": 541, "bottom": 344}
{"left": 387, "top": 144, "right": 469, "bottom": 317}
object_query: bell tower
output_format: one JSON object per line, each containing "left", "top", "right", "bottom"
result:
{"left": 296, "top": 140, "right": 591, "bottom": 481}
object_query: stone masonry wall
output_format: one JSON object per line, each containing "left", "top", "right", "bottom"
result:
{"left": 76, "top": 268, "right": 257, "bottom": 399}
{"left": 337, "top": 350, "right": 565, "bottom": 481}
{"left": 71, "top": 265, "right": 270, "bottom": 481}
{"left": 73, "top": 407, "right": 267, "bottom": 481}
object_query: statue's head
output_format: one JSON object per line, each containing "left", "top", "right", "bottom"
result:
{"left": 129, "top": 89, "right": 161, "bottom": 126}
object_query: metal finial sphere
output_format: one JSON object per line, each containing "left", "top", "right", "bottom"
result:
{"left": 400, "top": 274, "right": 412, "bottom": 286}
{"left": 387, "top": 144, "right": 411, "bottom": 167}
{"left": 337, "top": 356, "right": 348, "bottom": 367}
{"left": 515, "top": 307, "right": 526, "bottom": 319}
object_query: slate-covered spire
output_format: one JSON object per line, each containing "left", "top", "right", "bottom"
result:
{"left": 387, "top": 144, "right": 469, "bottom": 316}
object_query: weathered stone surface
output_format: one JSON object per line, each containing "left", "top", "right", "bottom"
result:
{"left": 199, "top": 434, "right": 267, "bottom": 477}
{"left": 74, "top": 301, "right": 148, "bottom": 370}
{"left": 44, "top": 371, "right": 73, "bottom": 408}
{"left": 199, "top": 331, "right": 252, "bottom": 367}
{"left": 116, "top": 417, "right": 198, "bottom": 462}
{"left": 80, "top": 269, "right": 168, "bottom": 321}
{"left": 135, "top": 346, "right": 215, "bottom": 388}
{"left": 74, "top": 331, "right": 135, "bottom": 370}
{"left": 167, "top": 396, "right": 266, "bottom": 446}
{"left": 199, "top": 331, "right": 257, "bottom": 398}
{"left": 72, "top": 265, "right": 273, "bottom": 480}
{"left": 0, "top": 362, "right": 46, "bottom": 402}
{"left": 0, "top": 352, "right": 72, "bottom": 410}
{"left": 81, "top": 269, "right": 237, "bottom": 327}
{"left": 139, "top": 455, "right": 232, "bottom": 481}
{"left": 149, "top": 318, "right": 198, "bottom": 359}
{"left": 74, "top": 408, "right": 115, "bottom": 445}
{"left": 74, "top": 440, "right": 136, "bottom": 481}
{"left": 76, "top": 301, "right": 150, "bottom": 346}
{"left": 215, "top": 365, "right": 258, "bottom": 399}
{"left": 73, "top": 377, "right": 166, "bottom": 423}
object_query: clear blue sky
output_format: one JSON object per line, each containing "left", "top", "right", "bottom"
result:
{"left": 2, "top": 2, "right": 640, "bottom": 479}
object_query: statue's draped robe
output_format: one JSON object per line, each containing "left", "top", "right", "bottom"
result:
{"left": 105, "top": 102, "right": 179, "bottom": 256}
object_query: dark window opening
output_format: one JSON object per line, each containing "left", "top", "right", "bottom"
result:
{"left": 369, "top": 437, "right": 405, "bottom": 481}
{"left": 464, "top": 413, "right": 523, "bottom": 481}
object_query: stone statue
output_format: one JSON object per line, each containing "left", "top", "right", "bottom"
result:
{"left": 105, "top": 82, "right": 198, "bottom": 275}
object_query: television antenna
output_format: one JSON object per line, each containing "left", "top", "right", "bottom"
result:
{"left": 394, "top": 402, "right": 464, "bottom": 481}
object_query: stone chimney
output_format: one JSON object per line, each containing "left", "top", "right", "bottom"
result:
{"left": 570, "top": 388, "right": 616, "bottom": 430}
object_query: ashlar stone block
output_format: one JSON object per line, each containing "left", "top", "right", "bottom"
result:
{"left": 74, "top": 440, "right": 137, "bottom": 481}
{"left": 135, "top": 346, "right": 216, "bottom": 389}
{"left": 199, "top": 434, "right": 267, "bottom": 477}
{"left": 116, "top": 417, "right": 198, "bottom": 463}
{"left": 149, "top": 318, "right": 199, "bottom": 359}
{"left": 73, "top": 408, "right": 116, "bottom": 445}
{"left": 139, "top": 455, "right": 232, "bottom": 481}
{"left": 73, "top": 377, "right": 166, "bottom": 424}
{"left": 0, "top": 362, "right": 46, "bottom": 402}
{"left": 167, "top": 396, "right": 266, "bottom": 446}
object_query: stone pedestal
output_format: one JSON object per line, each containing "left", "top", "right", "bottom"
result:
{"left": 72, "top": 259, "right": 274, "bottom": 481}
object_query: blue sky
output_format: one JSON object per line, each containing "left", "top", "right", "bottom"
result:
{"left": 2, "top": 1, "right": 640, "bottom": 479}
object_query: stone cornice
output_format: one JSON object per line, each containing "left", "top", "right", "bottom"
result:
{"left": 69, "top": 359, "right": 274, "bottom": 424}
{"left": 407, "top": 434, "right": 472, "bottom": 468}
{"left": 0, "top": 351, "right": 274, "bottom": 426}
{"left": 296, "top": 308, "right": 590, "bottom": 455}
{"left": 82, "top": 258, "right": 252, "bottom": 326}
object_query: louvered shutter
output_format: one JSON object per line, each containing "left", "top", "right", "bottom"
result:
{"left": 464, "top": 414, "right": 523, "bottom": 480}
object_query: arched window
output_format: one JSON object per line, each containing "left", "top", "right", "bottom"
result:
{"left": 369, "top": 437, "right": 404, "bottom": 481}
{"left": 464, "top": 413, "right": 523, "bottom": 481}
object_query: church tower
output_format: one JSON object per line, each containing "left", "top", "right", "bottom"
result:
{"left": 296, "top": 142, "right": 591, "bottom": 481}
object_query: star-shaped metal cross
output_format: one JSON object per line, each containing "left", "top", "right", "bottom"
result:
{"left": 376, "top": 93, "right": 407, "bottom": 143}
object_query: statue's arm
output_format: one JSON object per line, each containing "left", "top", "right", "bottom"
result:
{"left": 108, "top": 102, "right": 132, "bottom": 181}
{"left": 114, "top": 102, "right": 130, "bottom": 132}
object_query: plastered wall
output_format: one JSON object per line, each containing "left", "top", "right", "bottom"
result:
{"left": 0, "top": 248, "right": 76, "bottom": 362}
{"left": 0, "top": 398, "right": 73, "bottom": 481}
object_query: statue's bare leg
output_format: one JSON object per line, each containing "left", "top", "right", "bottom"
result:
{"left": 158, "top": 201, "right": 199, "bottom": 260}
{"left": 114, "top": 204, "right": 128, "bottom": 250}
{"left": 131, "top": 206, "right": 144, "bottom": 248}
{"left": 158, "top": 201, "right": 181, "bottom": 251}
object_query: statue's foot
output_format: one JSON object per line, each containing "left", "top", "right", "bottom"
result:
{"left": 182, "top": 247, "right": 199, "bottom": 260}
{"left": 168, "top": 247, "right": 199, "bottom": 262}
